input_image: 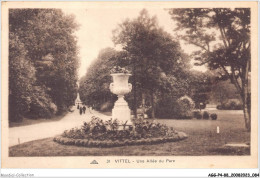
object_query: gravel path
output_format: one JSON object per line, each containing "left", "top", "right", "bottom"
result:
{"left": 9, "top": 106, "right": 111, "bottom": 147}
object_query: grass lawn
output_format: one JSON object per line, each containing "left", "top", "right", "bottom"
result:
{"left": 9, "top": 110, "right": 250, "bottom": 156}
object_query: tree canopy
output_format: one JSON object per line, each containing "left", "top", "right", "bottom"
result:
{"left": 79, "top": 48, "right": 120, "bottom": 110}
{"left": 9, "top": 9, "right": 79, "bottom": 121}
{"left": 80, "top": 9, "right": 192, "bottom": 118}
{"left": 112, "top": 9, "right": 191, "bottom": 117}
{"left": 168, "top": 8, "right": 251, "bottom": 130}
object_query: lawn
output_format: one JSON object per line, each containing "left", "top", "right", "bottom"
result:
{"left": 9, "top": 110, "right": 250, "bottom": 156}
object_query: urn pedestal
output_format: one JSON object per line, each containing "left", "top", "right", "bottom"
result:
{"left": 110, "top": 73, "right": 132, "bottom": 124}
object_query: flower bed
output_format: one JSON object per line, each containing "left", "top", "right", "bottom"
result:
{"left": 53, "top": 116, "right": 188, "bottom": 147}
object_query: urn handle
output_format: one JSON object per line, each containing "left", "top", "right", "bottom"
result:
{"left": 110, "top": 83, "right": 114, "bottom": 92}
{"left": 128, "top": 83, "right": 132, "bottom": 92}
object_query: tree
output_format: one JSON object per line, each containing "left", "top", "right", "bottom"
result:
{"left": 188, "top": 71, "right": 212, "bottom": 108}
{"left": 9, "top": 9, "right": 79, "bottom": 121}
{"left": 169, "top": 8, "right": 251, "bottom": 131}
{"left": 79, "top": 48, "right": 121, "bottom": 110}
{"left": 211, "top": 79, "right": 241, "bottom": 104}
{"left": 9, "top": 33, "right": 36, "bottom": 122}
{"left": 113, "top": 9, "right": 190, "bottom": 118}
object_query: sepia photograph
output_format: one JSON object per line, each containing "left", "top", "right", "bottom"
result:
{"left": 1, "top": 1, "right": 258, "bottom": 169}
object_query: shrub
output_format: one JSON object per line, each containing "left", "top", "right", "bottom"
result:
{"left": 217, "top": 99, "right": 242, "bottom": 110}
{"left": 194, "top": 111, "right": 202, "bottom": 119}
{"left": 177, "top": 95, "right": 195, "bottom": 119}
{"left": 228, "top": 99, "right": 241, "bottom": 110}
{"left": 61, "top": 116, "right": 181, "bottom": 142}
{"left": 210, "top": 113, "right": 218, "bottom": 120}
{"left": 155, "top": 98, "right": 179, "bottom": 118}
{"left": 203, "top": 111, "right": 210, "bottom": 120}
{"left": 216, "top": 105, "right": 222, "bottom": 110}
{"left": 27, "top": 86, "right": 57, "bottom": 119}
{"left": 193, "top": 111, "right": 200, "bottom": 118}
{"left": 155, "top": 95, "right": 194, "bottom": 119}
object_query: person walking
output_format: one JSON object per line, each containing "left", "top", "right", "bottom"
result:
{"left": 83, "top": 106, "right": 86, "bottom": 114}
{"left": 79, "top": 107, "right": 82, "bottom": 115}
{"left": 89, "top": 106, "right": 93, "bottom": 114}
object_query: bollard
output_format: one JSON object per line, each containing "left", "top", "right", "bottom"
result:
{"left": 217, "top": 126, "right": 220, "bottom": 134}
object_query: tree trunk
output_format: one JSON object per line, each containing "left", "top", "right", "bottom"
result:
{"left": 242, "top": 92, "right": 251, "bottom": 131}
{"left": 142, "top": 92, "right": 145, "bottom": 115}
{"left": 216, "top": 15, "right": 251, "bottom": 131}
{"left": 227, "top": 64, "right": 250, "bottom": 132}
{"left": 241, "top": 79, "right": 250, "bottom": 131}
{"left": 133, "top": 60, "right": 137, "bottom": 118}
{"left": 150, "top": 90, "right": 155, "bottom": 118}
{"left": 242, "top": 59, "right": 251, "bottom": 131}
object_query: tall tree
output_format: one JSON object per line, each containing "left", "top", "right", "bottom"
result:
{"left": 9, "top": 9, "right": 79, "bottom": 121}
{"left": 113, "top": 9, "right": 190, "bottom": 118}
{"left": 79, "top": 48, "right": 124, "bottom": 110}
{"left": 9, "top": 33, "right": 36, "bottom": 122}
{"left": 169, "top": 8, "right": 251, "bottom": 131}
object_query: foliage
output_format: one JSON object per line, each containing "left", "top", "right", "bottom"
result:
{"left": 210, "top": 113, "right": 218, "bottom": 120}
{"left": 155, "top": 97, "right": 179, "bottom": 118}
{"left": 154, "top": 95, "right": 195, "bottom": 119}
{"left": 193, "top": 111, "right": 202, "bottom": 119}
{"left": 28, "top": 86, "right": 58, "bottom": 119}
{"left": 62, "top": 116, "right": 178, "bottom": 141}
{"left": 168, "top": 8, "right": 251, "bottom": 130}
{"left": 210, "top": 80, "right": 241, "bottom": 104}
{"left": 79, "top": 48, "right": 120, "bottom": 110}
{"left": 216, "top": 105, "right": 222, "bottom": 110}
{"left": 110, "top": 66, "right": 130, "bottom": 74}
{"left": 54, "top": 132, "right": 187, "bottom": 148}
{"left": 188, "top": 71, "right": 212, "bottom": 108}
{"left": 202, "top": 111, "right": 210, "bottom": 120}
{"left": 57, "top": 116, "right": 187, "bottom": 147}
{"left": 79, "top": 9, "right": 190, "bottom": 118}
{"left": 9, "top": 33, "right": 36, "bottom": 122}
{"left": 177, "top": 95, "right": 195, "bottom": 119}
{"left": 217, "top": 99, "right": 243, "bottom": 110}
{"left": 112, "top": 9, "right": 191, "bottom": 117}
{"left": 9, "top": 9, "right": 79, "bottom": 121}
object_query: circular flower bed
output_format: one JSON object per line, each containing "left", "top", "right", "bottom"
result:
{"left": 53, "top": 116, "right": 188, "bottom": 148}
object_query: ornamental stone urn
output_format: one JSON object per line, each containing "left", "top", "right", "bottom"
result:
{"left": 110, "top": 73, "right": 132, "bottom": 124}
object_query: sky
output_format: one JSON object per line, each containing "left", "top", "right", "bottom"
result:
{"left": 62, "top": 8, "right": 206, "bottom": 78}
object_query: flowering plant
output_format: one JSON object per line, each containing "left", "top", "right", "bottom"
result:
{"left": 110, "top": 66, "right": 130, "bottom": 74}
{"left": 62, "top": 116, "right": 177, "bottom": 140}
{"left": 56, "top": 116, "right": 187, "bottom": 147}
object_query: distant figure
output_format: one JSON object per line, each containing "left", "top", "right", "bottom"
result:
{"left": 89, "top": 106, "right": 92, "bottom": 114}
{"left": 77, "top": 104, "right": 79, "bottom": 109}
{"left": 83, "top": 106, "right": 86, "bottom": 114}
{"left": 79, "top": 107, "right": 83, "bottom": 115}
